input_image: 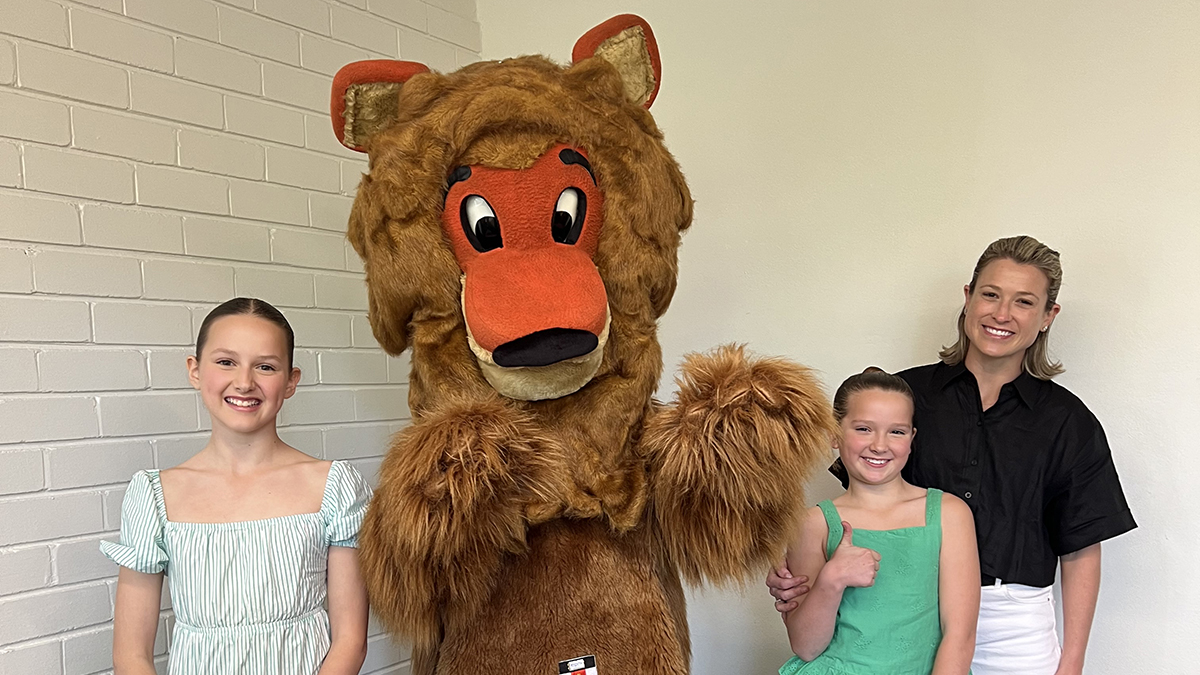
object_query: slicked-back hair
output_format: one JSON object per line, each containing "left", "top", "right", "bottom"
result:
{"left": 195, "top": 297, "right": 295, "bottom": 369}
{"left": 832, "top": 367, "right": 915, "bottom": 423}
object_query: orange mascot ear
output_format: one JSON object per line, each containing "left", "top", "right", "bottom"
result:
{"left": 330, "top": 59, "right": 430, "bottom": 152}
{"left": 572, "top": 14, "right": 662, "bottom": 108}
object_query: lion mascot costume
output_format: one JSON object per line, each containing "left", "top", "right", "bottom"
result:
{"left": 329, "top": 14, "right": 835, "bottom": 675}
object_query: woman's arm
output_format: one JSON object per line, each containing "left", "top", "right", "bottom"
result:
{"left": 318, "top": 546, "right": 369, "bottom": 675}
{"left": 783, "top": 508, "right": 880, "bottom": 662}
{"left": 112, "top": 567, "right": 164, "bottom": 675}
{"left": 931, "top": 495, "right": 979, "bottom": 675}
{"left": 1055, "top": 543, "right": 1101, "bottom": 675}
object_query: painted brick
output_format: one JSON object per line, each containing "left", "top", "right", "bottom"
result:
{"left": 234, "top": 266, "right": 314, "bottom": 308}
{"left": 72, "top": 107, "right": 178, "bottom": 165}
{"left": 56, "top": 536, "right": 119, "bottom": 586}
{"left": 265, "top": 146, "right": 341, "bottom": 193}
{"left": 189, "top": 304, "right": 216, "bottom": 336}
{"left": 0, "top": 37, "right": 13, "bottom": 85}
{"left": 175, "top": 39, "right": 262, "bottom": 95}
{"left": 349, "top": 456, "right": 383, "bottom": 489}
{"left": 48, "top": 439, "right": 154, "bottom": 489}
{"left": 92, "top": 301, "right": 193, "bottom": 345}
{"left": 0, "top": 395, "right": 98, "bottom": 443}
{"left": 271, "top": 228, "right": 346, "bottom": 270}
{"left": 284, "top": 310, "right": 352, "bottom": 348}
{"left": 351, "top": 314, "right": 379, "bottom": 349}
{"left": 0, "top": 582, "right": 112, "bottom": 644}
{"left": 99, "top": 391, "right": 200, "bottom": 436}
{"left": 0, "top": 246, "right": 33, "bottom": 292}
{"left": 0, "top": 191, "right": 80, "bottom": 244}
{"left": 256, "top": 0, "right": 331, "bottom": 35}
{"left": 0, "top": 89, "right": 70, "bottom": 144}
{"left": 137, "top": 165, "right": 230, "bottom": 215}
{"left": 371, "top": 0, "right": 425, "bottom": 29}
{"left": 424, "top": 0, "right": 475, "bottom": 19}
{"left": 0, "top": 449, "right": 44, "bottom": 495}
{"left": 323, "top": 422, "right": 391, "bottom": 459}
{"left": 225, "top": 96, "right": 305, "bottom": 146}
{"left": 304, "top": 114, "right": 358, "bottom": 159}
{"left": 0, "top": 546, "right": 51, "bottom": 595}
{"left": 0, "top": 296, "right": 91, "bottom": 342}
{"left": 263, "top": 62, "right": 328, "bottom": 113}
{"left": 229, "top": 179, "right": 310, "bottom": 225}
{"left": 62, "top": 625, "right": 115, "bottom": 675}
{"left": 73, "top": 0, "right": 121, "bottom": 11}
{"left": 24, "top": 145, "right": 135, "bottom": 203}
{"left": 178, "top": 129, "right": 265, "bottom": 180}
{"left": 341, "top": 159, "right": 368, "bottom": 195}
{"left": 219, "top": 7, "right": 301, "bottom": 65}
{"left": 183, "top": 216, "right": 272, "bottom": 263}
{"left": 399, "top": 26, "right": 457, "bottom": 73}
{"left": 82, "top": 204, "right": 184, "bottom": 255}
{"left": 19, "top": 42, "right": 129, "bottom": 108}
{"left": 342, "top": 0, "right": 367, "bottom": 8}
{"left": 387, "top": 353, "right": 411, "bottom": 383}
{"left": 299, "top": 34, "right": 371, "bottom": 76}
{"left": 38, "top": 348, "right": 147, "bottom": 392}
{"left": 33, "top": 249, "right": 143, "bottom": 297}
{"left": 319, "top": 350, "right": 386, "bottom": 384}
{"left": 293, "top": 349, "right": 318, "bottom": 385}
{"left": 0, "top": 0, "right": 70, "bottom": 47}
{"left": 125, "top": 0, "right": 219, "bottom": 41}
{"left": 361, "top": 634, "right": 410, "bottom": 673}
{"left": 143, "top": 259, "right": 235, "bottom": 302}
{"left": 155, "top": 435, "right": 206, "bottom": 468}
{"left": 0, "top": 138, "right": 20, "bottom": 187}
{"left": 346, "top": 240, "right": 365, "bottom": 273}
{"left": 314, "top": 274, "right": 368, "bottom": 311}
{"left": 309, "top": 192, "right": 354, "bottom": 232}
{"left": 0, "top": 491, "right": 104, "bottom": 544}
{"left": 101, "top": 484, "right": 124, "bottom": 529}
{"left": 147, "top": 349, "right": 192, "bottom": 389}
{"left": 70, "top": 8, "right": 175, "bottom": 72}
{"left": 130, "top": 71, "right": 225, "bottom": 129}
{"left": 0, "top": 348, "right": 38, "bottom": 391}
{"left": 331, "top": 6, "right": 399, "bottom": 57}
{"left": 277, "top": 426, "right": 323, "bottom": 457}
{"left": 0, "top": 637, "right": 61, "bottom": 675}
{"left": 427, "top": 5, "right": 480, "bottom": 52}
{"left": 279, "top": 387, "right": 355, "bottom": 425}
{"left": 355, "top": 386, "right": 409, "bottom": 421}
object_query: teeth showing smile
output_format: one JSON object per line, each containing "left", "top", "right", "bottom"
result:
{"left": 863, "top": 457, "right": 889, "bottom": 467}
{"left": 983, "top": 326, "right": 1014, "bottom": 338}
{"left": 225, "top": 397, "right": 260, "bottom": 408}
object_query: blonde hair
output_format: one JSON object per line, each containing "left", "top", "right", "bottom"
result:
{"left": 939, "top": 235, "right": 1064, "bottom": 379}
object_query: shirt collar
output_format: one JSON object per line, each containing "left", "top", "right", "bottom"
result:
{"left": 933, "top": 360, "right": 1042, "bottom": 408}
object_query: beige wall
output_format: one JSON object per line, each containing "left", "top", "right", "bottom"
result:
{"left": 478, "top": 1, "right": 1199, "bottom": 672}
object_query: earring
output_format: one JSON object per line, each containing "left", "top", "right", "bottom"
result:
{"left": 1041, "top": 326, "right": 1049, "bottom": 332}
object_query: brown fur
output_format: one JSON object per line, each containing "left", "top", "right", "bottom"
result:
{"left": 347, "top": 46, "right": 833, "bottom": 674}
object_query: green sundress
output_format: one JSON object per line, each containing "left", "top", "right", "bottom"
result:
{"left": 100, "top": 461, "right": 372, "bottom": 675}
{"left": 780, "top": 488, "right": 947, "bottom": 675}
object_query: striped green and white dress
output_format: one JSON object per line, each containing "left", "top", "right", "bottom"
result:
{"left": 101, "top": 460, "right": 372, "bottom": 675}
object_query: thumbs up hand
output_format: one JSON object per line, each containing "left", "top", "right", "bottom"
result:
{"left": 825, "top": 522, "right": 882, "bottom": 589}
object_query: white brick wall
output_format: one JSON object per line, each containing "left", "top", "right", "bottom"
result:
{"left": 0, "top": 1, "right": 479, "bottom": 672}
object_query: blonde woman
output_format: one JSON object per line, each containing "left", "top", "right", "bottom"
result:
{"left": 768, "top": 236, "right": 1135, "bottom": 675}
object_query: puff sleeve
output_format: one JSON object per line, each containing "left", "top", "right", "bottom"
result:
{"left": 99, "top": 471, "right": 169, "bottom": 575}
{"left": 322, "top": 461, "right": 373, "bottom": 547}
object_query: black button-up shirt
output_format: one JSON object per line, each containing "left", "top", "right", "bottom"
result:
{"left": 896, "top": 362, "right": 1137, "bottom": 587}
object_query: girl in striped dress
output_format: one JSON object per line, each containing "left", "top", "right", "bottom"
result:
{"left": 102, "top": 298, "right": 372, "bottom": 675}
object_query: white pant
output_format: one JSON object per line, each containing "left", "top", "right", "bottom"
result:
{"left": 971, "top": 583, "right": 1062, "bottom": 675}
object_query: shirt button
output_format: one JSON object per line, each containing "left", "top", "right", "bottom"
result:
{"left": 971, "top": 459, "right": 978, "bottom": 466}
{"left": 976, "top": 419, "right": 983, "bottom": 427}
{"left": 964, "top": 492, "right": 973, "bottom": 499}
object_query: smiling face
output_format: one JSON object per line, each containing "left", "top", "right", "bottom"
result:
{"left": 835, "top": 389, "right": 915, "bottom": 486}
{"left": 188, "top": 314, "right": 300, "bottom": 437}
{"left": 962, "top": 258, "right": 1061, "bottom": 374}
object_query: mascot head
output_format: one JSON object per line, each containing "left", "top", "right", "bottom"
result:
{"left": 332, "top": 15, "right": 692, "bottom": 405}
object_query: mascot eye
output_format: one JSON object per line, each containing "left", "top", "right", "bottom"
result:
{"left": 460, "top": 195, "right": 502, "bottom": 252}
{"left": 551, "top": 188, "right": 587, "bottom": 245}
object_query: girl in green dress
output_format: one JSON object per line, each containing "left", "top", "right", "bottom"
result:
{"left": 780, "top": 369, "right": 979, "bottom": 675}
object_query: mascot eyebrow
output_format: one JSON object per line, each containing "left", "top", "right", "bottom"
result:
{"left": 445, "top": 149, "right": 596, "bottom": 191}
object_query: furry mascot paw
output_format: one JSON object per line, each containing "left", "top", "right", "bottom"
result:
{"left": 642, "top": 345, "right": 837, "bottom": 584}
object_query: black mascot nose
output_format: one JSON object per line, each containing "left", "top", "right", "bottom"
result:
{"left": 492, "top": 328, "right": 598, "bottom": 367}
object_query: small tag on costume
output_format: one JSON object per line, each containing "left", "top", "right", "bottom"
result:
{"left": 558, "top": 654, "right": 598, "bottom": 675}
